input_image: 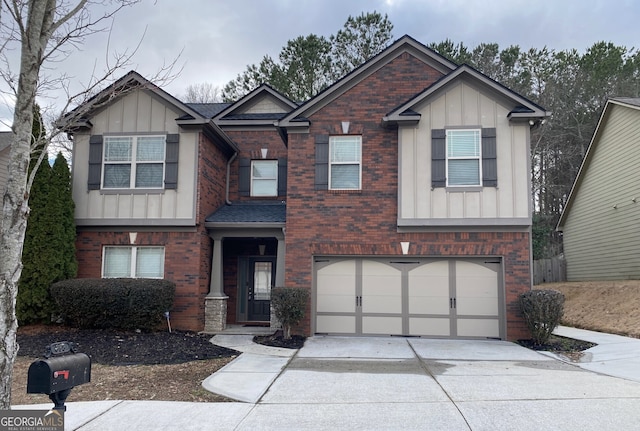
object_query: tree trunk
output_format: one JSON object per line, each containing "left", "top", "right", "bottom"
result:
{"left": 0, "top": 0, "right": 54, "bottom": 410}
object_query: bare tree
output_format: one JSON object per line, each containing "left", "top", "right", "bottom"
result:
{"left": 183, "top": 82, "right": 221, "bottom": 103}
{"left": 0, "top": 0, "right": 178, "bottom": 408}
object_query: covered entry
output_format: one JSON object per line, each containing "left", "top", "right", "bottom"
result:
{"left": 314, "top": 257, "right": 504, "bottom": 339}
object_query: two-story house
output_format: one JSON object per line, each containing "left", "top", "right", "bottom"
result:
{"left": 64, "top": 35, "right": 548, "bottom": 340}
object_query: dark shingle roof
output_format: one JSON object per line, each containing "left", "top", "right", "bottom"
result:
{"left": 220, "top": 112, "right": 288, "bottom": 121}
{"left": 612, "top": 97, "right": 640, "bottom": 108}
{"left": 206, "top": 202, "right": 286, "bottom": 224}
{"left": 186, "top": 103, "right": 231, "bottom": 118}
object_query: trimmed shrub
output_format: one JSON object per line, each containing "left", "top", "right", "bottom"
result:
{"left": 50, "top": 278, "right": 175, "bottom": 331}
{"left": 271, "top": 287, "right": 309, "bottom": 339}
{"left": 519, "top": 289, "right": 565, "bottom": 345}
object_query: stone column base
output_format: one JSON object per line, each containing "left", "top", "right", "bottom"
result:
{"left": 204, "top": 296, "right": 228, "bottom": 333}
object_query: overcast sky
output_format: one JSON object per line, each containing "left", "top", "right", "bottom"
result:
{"left": 1, "top": 0, "right": 639, "bottom": 130}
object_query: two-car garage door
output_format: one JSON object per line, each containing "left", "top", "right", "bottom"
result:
{"left": 314, "top": 258, "right": 504, "bottom": 339}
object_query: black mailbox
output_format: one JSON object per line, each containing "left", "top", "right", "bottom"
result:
{"left": 26, "top": 341, "right": 91, "bottom": 410}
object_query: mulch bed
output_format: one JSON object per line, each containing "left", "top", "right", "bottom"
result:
{"left": 517, "top": 334, "right": 596, "bottom": 352}
{"left": 17, "top": 326, "right": 238, "bottom": 365}
{"left": 253, "top": 332, "right": 306, "bottom": 349}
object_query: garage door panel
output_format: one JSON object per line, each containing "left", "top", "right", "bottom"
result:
{"left": 362, "top": 261, "right": 402, "bottom": 313}
{"left": 457, "top": 318, "right": 500, "bottom": 338}
{"left": 408, "top": 262, "right": 449, "bottom": 315}
{"left": 363, "top": 316, "right": 402, "bottom": 335}
{"left": 410, "top": 318, "right": 450, "bottom": 336}
{"left": 317, "top": 260, "right": 356, "bottom": 313}
{"left": 317, "top": 315, "right": 356, "bottom": 334}
{"left": 410, "top": 297, "right": 450, "bottom": 315}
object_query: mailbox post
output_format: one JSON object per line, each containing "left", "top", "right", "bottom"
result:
{"left": 27, "top": 341, "right": 91, "bottom": 411}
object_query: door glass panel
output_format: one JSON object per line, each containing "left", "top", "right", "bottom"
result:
{"left": 254, "top": 262, "right": 272, "bottom": 300}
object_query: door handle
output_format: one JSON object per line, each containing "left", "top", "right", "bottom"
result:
{"left": 450, "top": 298, "right": 457, "bottom": 309}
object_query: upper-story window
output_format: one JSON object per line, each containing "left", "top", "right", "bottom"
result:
{"left": 329, "top": 136, "right": 361, "bottom": 190}
{"left": 446, "top": 129, "right": 481, "bottom": 186}
{"left": 102, "top": 246, "right": 165, "bottom": 278}
{"left": 103, "top": 136, "right": 166, "bottom": 189}
{"left": 251, "top": 160, "right": 278, "bottom": 196}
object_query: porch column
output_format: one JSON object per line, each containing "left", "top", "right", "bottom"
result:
{"left": 275, "top": 231, "right": 286, "bottom": 287}
{"left": 271, "top": 230, "right": 286, "bottom": 329}
{"left": 204, "top": 234, "right": 227, "bottom": 333}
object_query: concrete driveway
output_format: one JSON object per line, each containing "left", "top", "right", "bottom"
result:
{"left": 244, "top": 336, "right": 640, "bottom": 430}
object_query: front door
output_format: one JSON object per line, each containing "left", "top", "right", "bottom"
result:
{"left": 248, "top": 257, "right": 275, "bottom": 321}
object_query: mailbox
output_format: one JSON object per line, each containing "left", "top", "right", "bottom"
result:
{"left": 27, "top": 353, "right": 91, "bottom": 394}
{"left": 26, "top": 341, "right": 91, "bottom": 410}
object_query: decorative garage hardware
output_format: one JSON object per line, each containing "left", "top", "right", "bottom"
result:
{"left": 27, "top": 341, "right": 91, "bottom": 411}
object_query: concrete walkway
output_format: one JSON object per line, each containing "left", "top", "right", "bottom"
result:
{"left": 12, "top": 328, "right": 640, "bottom": 430}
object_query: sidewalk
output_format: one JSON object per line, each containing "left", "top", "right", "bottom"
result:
{"left": 545, "top": 325, "right": 640, "bottom": 383}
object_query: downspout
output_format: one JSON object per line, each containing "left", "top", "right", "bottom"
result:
{"left": 225, "top": 151, "right": 238, "bottom": 205}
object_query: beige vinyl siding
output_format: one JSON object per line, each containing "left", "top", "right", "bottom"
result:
{"left": 72, "top": 89, "right": 198, "bottom": 225}
{"left": 563, "top": 104, "right": 640, "bottom": 280}
{"left": 398, "top": 80, "right": 531, "bottom": 225}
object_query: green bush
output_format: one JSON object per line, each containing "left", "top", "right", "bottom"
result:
{"left": 519, "top": 289, "right": 565, "bottom": 345}
{"left": 271, "top": 287, "right": 309, "bottom": 339}
{"left": 50, "top": 278, "right": 175, "bottom": 331}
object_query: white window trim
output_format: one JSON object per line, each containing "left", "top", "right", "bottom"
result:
{"left": 102, "top": 135, "right": 166, "bottom": 190}
{"left": 329, "top": 135, "right": 362, "bottom": 190}
{"left": 250, "top": 160, "right": 278, "bottom": 197}
{"left": 102, "top": 246, "right": 165, "bottom": 279}
{"left": 445, "top": 129, "right": 482, "bottom": 187}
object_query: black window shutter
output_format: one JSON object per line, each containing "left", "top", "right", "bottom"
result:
{"left": 431, "top": 129, "right": 446, "bottom": 188}
{"left": 238, "top": 157, "right": 251, "bottom": 196}
{"left": 88, "top": 135, "right": 103, "bottom": 190}
{"left": 277, "top": 157, "right": 287, "bottom": 196}
{"left": 315, "top": 135, "right": 329, "bottom": 190}
{"left": 482, "top": 128, "right": 497, "bottom": 187}
{"left": 164, "top": 134, "right": 179, "bottom": 189}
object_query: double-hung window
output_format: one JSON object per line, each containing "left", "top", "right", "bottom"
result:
{"left": 103, "top": 246, "right": 165, "bottom": 278}
{"left": 251, "top": 160, "right": 278, "bottom": 196}
{"left": 329, "top": 136, "right": 361, "bottom": 190}
{"left": 446, "top": 129, "right": 481, "bottom": 186}
{"left": 103, "top": 136, "right": 165, "bottom": 189}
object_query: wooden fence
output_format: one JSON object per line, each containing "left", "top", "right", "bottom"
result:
{"left": 533, "top": 256, "right": 566, "bottom": 285}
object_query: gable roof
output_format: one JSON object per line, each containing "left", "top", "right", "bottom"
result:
{"left": 278, "top": 35, "right": 458, "bottom": 129}
{"left": 214, "top": 84, "right": 298, "bottom": 127}
{"left": 59, "top": 71, "right": 206, "bottom": 131}
{"left": 557, "top": 97, "right": 640, "bottom": 229}
{"left": 383, "top": 64, "right": 550, "bottom": 126}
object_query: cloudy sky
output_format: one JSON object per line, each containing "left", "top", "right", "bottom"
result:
{"left": 1, "top": 0, "right": 639, "bottom": 130}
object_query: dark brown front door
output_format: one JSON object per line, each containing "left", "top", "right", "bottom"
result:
{"left": 248, "top": 257, "right": 274, "bottom": 321}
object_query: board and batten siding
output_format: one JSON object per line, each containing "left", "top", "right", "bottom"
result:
{"left": 398, "top": 81, "right": 531, "bottom": 226}
{"left": 72, "top": 89, "right": 198, "bottom": 226}
{"left": 0, "top": 148, "right": 9, "bottom": 194}
{"left": 563, "top": 104, "right": 640, "bottom": 280}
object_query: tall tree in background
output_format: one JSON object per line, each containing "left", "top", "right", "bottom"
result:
{"left": 329, "top": 11, "right": 393, "bottom": 80}
{"left": 0, "top": 0, "right": 158, "bottom": 409}
{"left": 183, "top": 82, "right": 221, "bottom": 103}
{"left": 222, "top": 11, "right": 394, "bottom": 101}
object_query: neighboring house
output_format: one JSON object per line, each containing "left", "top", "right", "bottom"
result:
{"left": 557, "top": 98, "right": 640, "bottom": 281}
{"left": 64, "top": 35, "right": 548, "bottom": 340}
{"left": 0, "top": 131, "right": 11, "bottom": 193}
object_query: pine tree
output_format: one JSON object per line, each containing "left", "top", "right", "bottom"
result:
{"left": 50, "top": 152, "right": 78, "bottom": 281}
